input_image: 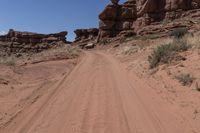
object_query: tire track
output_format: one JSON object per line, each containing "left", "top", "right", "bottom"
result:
{"left": 2, "top": 51, "right": 196, "bottom": 133}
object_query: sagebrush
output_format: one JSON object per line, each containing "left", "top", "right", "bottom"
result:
{"left": 148, "top": 39, "right": 190, "bottom": 68}
{"left": 176, "top": 74, "right": 194, "bottom": 86}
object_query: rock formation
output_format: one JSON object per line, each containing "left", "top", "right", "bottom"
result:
{"left": 99, "top": 0, "right": 137, "bottom": 38}
{"left": 192, "top": 0, "right": 200, "bottom": 9}
{"left": 74, "top": 28, "right": 99, "bottom": 42}
{"left": 98, "top": 0, "right": 200, "bottom": 38}
{"left": 0, "top": 29, "right": 68, "bottom": 56}
{"left": 73, "top": 28, "right": 99, "bottom": 49}
{"left": 0, "top": 29, "right": 67, "bottom": 44}
{"left": 136, "top": 0, "right": 191, "bottom": 23}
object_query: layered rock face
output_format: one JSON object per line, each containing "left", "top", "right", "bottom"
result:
{"left": 0, "top": 29, "right": 68, "bottom": 56}
{"left": 74, "top": 28, "right": 99, "bottom": 42}
{"left": 0, "top": 29, "right": 67, "bottom": 44}
{"left": 99, "top": 0, "right": 137, "bottom": 38}
{"left": 99, "top": 0, "right": 199, "bottom": 38}
{"left": 136, "top": 0, "right": 192, "bottom": 23}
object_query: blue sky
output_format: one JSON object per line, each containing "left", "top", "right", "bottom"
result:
{"left": 0, "top": 0, "right": 126, "bottom": 41}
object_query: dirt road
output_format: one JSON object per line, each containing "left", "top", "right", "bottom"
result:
{"left": 1, "top": 51, "right": 197, "bottom": 133}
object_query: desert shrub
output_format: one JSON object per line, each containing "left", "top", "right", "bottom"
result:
{"left": 0, "top": 56, "right": 16, "bottom": 66}
{"left": 172, "top": 39, "right": 191, "bottom": 51}
{"left": 123, "top": 46, "right": 138, "bottom": 55}
{"left": 66, "top": 46, "right": 81, "bottom": 58}
{"left": 148, "top": 43, "right": 176, "bottom": 68}
{"left": 148, "top": 39, "right": 190, "bottom": 68}
{"left": 169, "top": 27, "right": 188, "bottom": 39}
{"left": 176, "top": 74, "right": 194, "bottom": 86}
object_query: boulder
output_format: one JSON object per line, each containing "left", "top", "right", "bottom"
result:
{"left": 85, "top": 43, "right": 95, "bottom": 49}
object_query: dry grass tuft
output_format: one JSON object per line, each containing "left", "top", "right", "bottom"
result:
{"left": 176, "top": 74, "right": 195, "bottom": 86}
{"left": 0, "top": 45, "right": 81, "bottom": 66}
{"left": 33, "top": 45, "right": 81, "bottom": 59}
{"left": 148, "top": 38, "right": 190, "bottom": 69}
{"left": 0, "top": 56, "right": 16, "bottom": 66}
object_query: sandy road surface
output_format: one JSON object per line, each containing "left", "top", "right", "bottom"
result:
{"left": 1, "top": 51, "right": 198, "bottom": 133}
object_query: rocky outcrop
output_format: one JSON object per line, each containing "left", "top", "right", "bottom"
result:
{"left": 0, "top": 29, "right": 67, "bottom": 44}
{"left": 99, "top": 0, "right": 200, "bottom": 38}
{"left": 136, "top": 0, "right": 192, "bottom": 24}
{"left": 73, "top": 28, "right": 99, "bottom": 49}
{"left": 99, "top": 0, "right": 137, "bottom": 38}
{"left": 0, "top": 29, "right": 68, "bottom": 56}
{"left": 74, "top": 28, "right": 99, "bottom": 42}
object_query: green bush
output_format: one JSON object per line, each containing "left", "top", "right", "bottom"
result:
{"left": 169, "top": 27, "right": 188, "bottom": 38}
{"left": 148, "top": 39, "right": 190, "bottom": 69}
{"left": 176, "top": 74, "right": 194, "bottom": 86}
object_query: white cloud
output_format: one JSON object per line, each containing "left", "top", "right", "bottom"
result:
{"left": 0, "top": 31, "right": 8, "bottom": 35}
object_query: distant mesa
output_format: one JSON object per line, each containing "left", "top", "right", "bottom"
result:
{"left": 0, "top": 29, "right": 69, "bottom": 56}
{"left": 2, "top": 29, "right": 68, "bottom": 44}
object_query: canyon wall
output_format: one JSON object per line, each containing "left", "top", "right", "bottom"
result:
{"left": 98, "top": 0, "right": 200, "bottom": 38}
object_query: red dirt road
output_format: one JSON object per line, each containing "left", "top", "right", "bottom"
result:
{"left": 1, "top": 51, "right": 198, "bottom": 133}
